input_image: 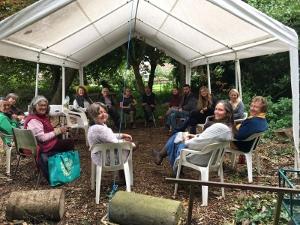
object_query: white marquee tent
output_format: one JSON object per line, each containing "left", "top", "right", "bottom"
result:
{"left": 0, "top": 0, "right": 299, "bottom": 167}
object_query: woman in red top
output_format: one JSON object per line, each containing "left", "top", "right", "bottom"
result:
{"left": 24, "top": 95, "right": 74, "bottom": 181}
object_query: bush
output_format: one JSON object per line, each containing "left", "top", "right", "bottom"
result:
{"left": 234, "top": 194, "right": 289, "bottom": 224}
{"left": 266, "top": 97, "right": 292, "bottom": 137}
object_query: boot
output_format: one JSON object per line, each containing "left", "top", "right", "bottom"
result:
{"left": 152, "top": 147, "right": 168, "bottom": 165}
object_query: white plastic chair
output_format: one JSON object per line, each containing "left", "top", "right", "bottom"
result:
{"left": 89, "top": 142, "right": 134, "bottom": 204}
{"left": 49, "top": 104, "right": 64, "bottom": 116}
{"left": 226, "top": 132, "right": 263, "bottom": 183}
{"left": 174, "top": 142, "right": 229, "bottom": 206}
{"left": 196, "top": 115, "right": 214, "bottom": 133}
{"left": 0, "top": 132, "right": 14, "bottom": 176}
{"left": 63, "top": 107, "right": 89, "bottom": 146}
{"left": 234, "top": 112, "right": 248, "bottom": 124}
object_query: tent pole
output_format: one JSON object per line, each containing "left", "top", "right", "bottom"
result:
{"left": 62, "top": 65, "right": 65, "bottom": 109}
{"left": 207, "top": 64, "right": 211, "bottom": 93}
{"left": 289, "top": 46, "right": 300, "bottom": 169}
{"left": 79, "top": 66, "right": 84, "bottom": 85}
{"left": 35, "top": 62, "right": 39, "bottom": 97}
{"left": 185, "top": 64, "right": 191, "bottom": 85}
{"left": 235, "top": 59, "right": 242, "bottom": 99}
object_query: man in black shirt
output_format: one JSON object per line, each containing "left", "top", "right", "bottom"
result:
{"left": 142, "top": 86, "right": 156, "bottom": 125}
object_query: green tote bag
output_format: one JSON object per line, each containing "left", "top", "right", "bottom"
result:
{"left": 48, "top": 150, "right": 80, "bottom": 187}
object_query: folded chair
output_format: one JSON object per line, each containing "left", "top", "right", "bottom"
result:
{"left": 63, "top": 108, "right": 89, "bottom": 146}
{"left": 12, "top": 128, "right": 41, "bottom": 185}
{"left": 174, "top": 142, "right": 229, "bottom": 206}
{"left": 226, "top": 132, "right": 264, "bottom": 183}
{"left": 0, "top": 131, "right": 14, "bottom": 176}
{"left": 89, "top": 142, "right": 134, "bottom": 204}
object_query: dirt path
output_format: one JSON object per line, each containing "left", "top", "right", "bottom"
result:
{"left": 0, "top": 125, "right": 294, "bottom": 224}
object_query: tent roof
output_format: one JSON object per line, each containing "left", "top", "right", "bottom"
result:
{"left": 0, "top": 0, "right": 298, "bottom": 69}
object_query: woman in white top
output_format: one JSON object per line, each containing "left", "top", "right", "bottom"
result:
{"left": 153, "top": 100, "right": 233, "bottom": 171}
{"left": 87, "top": 102, "right": 133, "bottom": 166}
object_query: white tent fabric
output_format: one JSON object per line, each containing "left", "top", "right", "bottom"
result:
{"left": 0, "top": 0, "right": 299, "bottom": 167}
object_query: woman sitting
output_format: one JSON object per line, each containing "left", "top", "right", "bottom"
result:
{"left": 228, "top": 89, "right": 244, "bottom": 120}
{"left": 5, "top": 93, "right": 25, "bottom": 123}
{"left": 176, "top": 86, "right": 217, "bottom": 134}
{"left": 0, "top": 100, "right": 19, "bottom": 145}
{"left": 24, "top": 96, "right": 74, "bottom": 181}
{"left": 73, "top": 86, "right": 93, "bottom": 112}
{"left": 87, "top": 102, "right": 133, "bottom": 182}
{"left": 153, "top": 100, "right": 233, "bottom": 171}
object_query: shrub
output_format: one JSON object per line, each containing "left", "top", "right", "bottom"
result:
{"left": 234, "top": 194, "right": 289, "bottom": 224}
{"left": 266, "top": 97, "right": 292, "bottom": 137}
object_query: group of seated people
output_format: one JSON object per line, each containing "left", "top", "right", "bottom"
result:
{"left": 153, "top": 95, "right": 268, "bottom": 172}
{"left": 0, "top": 84, "right": 268, "bottom": 187}
{"left": 72, "top": 85, "right": 157, "bottom": 129}
{"left": 164, "top": 84, "right": 245, "bottom": 134}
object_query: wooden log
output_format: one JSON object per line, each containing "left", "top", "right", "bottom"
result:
{"left": 109, "top": 191, "right": 184, "bottom": 225}
{"left": 6, "top": 189, "right": 65, "bottom": 222}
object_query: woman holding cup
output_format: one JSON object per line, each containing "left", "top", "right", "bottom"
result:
{"left": 24, "top": 95, "right": 74, "bottom": 181}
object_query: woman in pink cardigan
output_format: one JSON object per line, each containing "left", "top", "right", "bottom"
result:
{"left": 24, "top": 95, "right": 74, "bottom": 181}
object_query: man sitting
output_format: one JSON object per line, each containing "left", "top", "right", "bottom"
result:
{"left": 166, "top": 84, "right": 197, "bottom": 132}
{"left": 142, "top": 86, "right": 156, "bottom": 125}
{"left": 233, "top": 96, "right": 268, "bottom": 153}
{"left": 120, "top": 88, "right": 137, "bottom": 129}
{"left": 0, "top": 100, "right": 19, "bottom": 145}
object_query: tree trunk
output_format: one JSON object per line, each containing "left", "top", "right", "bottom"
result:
{"left": 132, "top": 64, "right": 145, "bottom": 94}
{"left": 148, "top": 61, "right": 157, "bottom": 90}
{"left": 50, "top": 68, "right": 77, "bottom": 104}
{"left": 109, "top": 191, "right": 184, "bottom": 225}
{"left": 179, "top": 63, "right": 186, "bottom": 87}
{"left": 6, "top": 189, "right": 65, "bottom": 222}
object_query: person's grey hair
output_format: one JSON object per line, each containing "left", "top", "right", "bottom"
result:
{"left": 28, "top": 95, "right": 50, "bottom": 114}
{"left": 5, "top": 93, "right": 18, "bottom": 100}
{"left": 0, "top": 100, "right": 9, "bottom": 108}
{"left": 87, "top": 102, "right": 108, "bottom": 123}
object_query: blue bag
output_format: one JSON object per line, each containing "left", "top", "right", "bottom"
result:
{"left": 48, "top": 150, "right": 80, "bottom": 187}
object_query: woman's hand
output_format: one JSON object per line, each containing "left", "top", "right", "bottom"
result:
{"left": 60, "top": 127, "right": 69, "bottom": 134}
{"left": 122, "top": 133, "right": 132, "bottom": 141}
{"left": 185, "top": 133, "right": 195, "bottom": 140}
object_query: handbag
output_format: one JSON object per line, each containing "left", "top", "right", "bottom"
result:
{"left": 48, "top": 150, "right": 80, "bottom": 187}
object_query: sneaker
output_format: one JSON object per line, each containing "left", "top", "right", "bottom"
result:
{"left": 238, "top": 155, "right": 246, "bottom": 164}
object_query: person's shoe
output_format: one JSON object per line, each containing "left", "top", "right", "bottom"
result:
{"left": 238, "top": 155, "right": 246, "bottom": 164}
{"left": 115, "top": 171, "right": 126, "bottom": 186}
{"left": 152, "top": 149, "right": 163, "bottom": 165}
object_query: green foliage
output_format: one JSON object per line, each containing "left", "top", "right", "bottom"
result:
{"left": 266, "top": 97, "right": 292, "bottom": 137}
{"left": 247, "top": 0, "right": 300, "bottom": 28}
{"left": 0, "top": 0, "right": 37, "bottom": 20}
{"left": 234, "top": 194, "right": 289, "bottom": 224}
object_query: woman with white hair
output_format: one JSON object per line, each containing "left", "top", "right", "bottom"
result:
{"left": 228, "top": 89, "right": 245, "bottom": 120}
{"left": 5, "top": 93, "right": 25, "bottom": 122}
{"left": 24, "top": 95, "right": 74, "bottom": 181}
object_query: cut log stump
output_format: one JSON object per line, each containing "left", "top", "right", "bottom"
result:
{"left": 109, "top": 191, "right": 184, "bottom": 225}
{"left": 6, "top": 189, "right": 65, "bottom": 222}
